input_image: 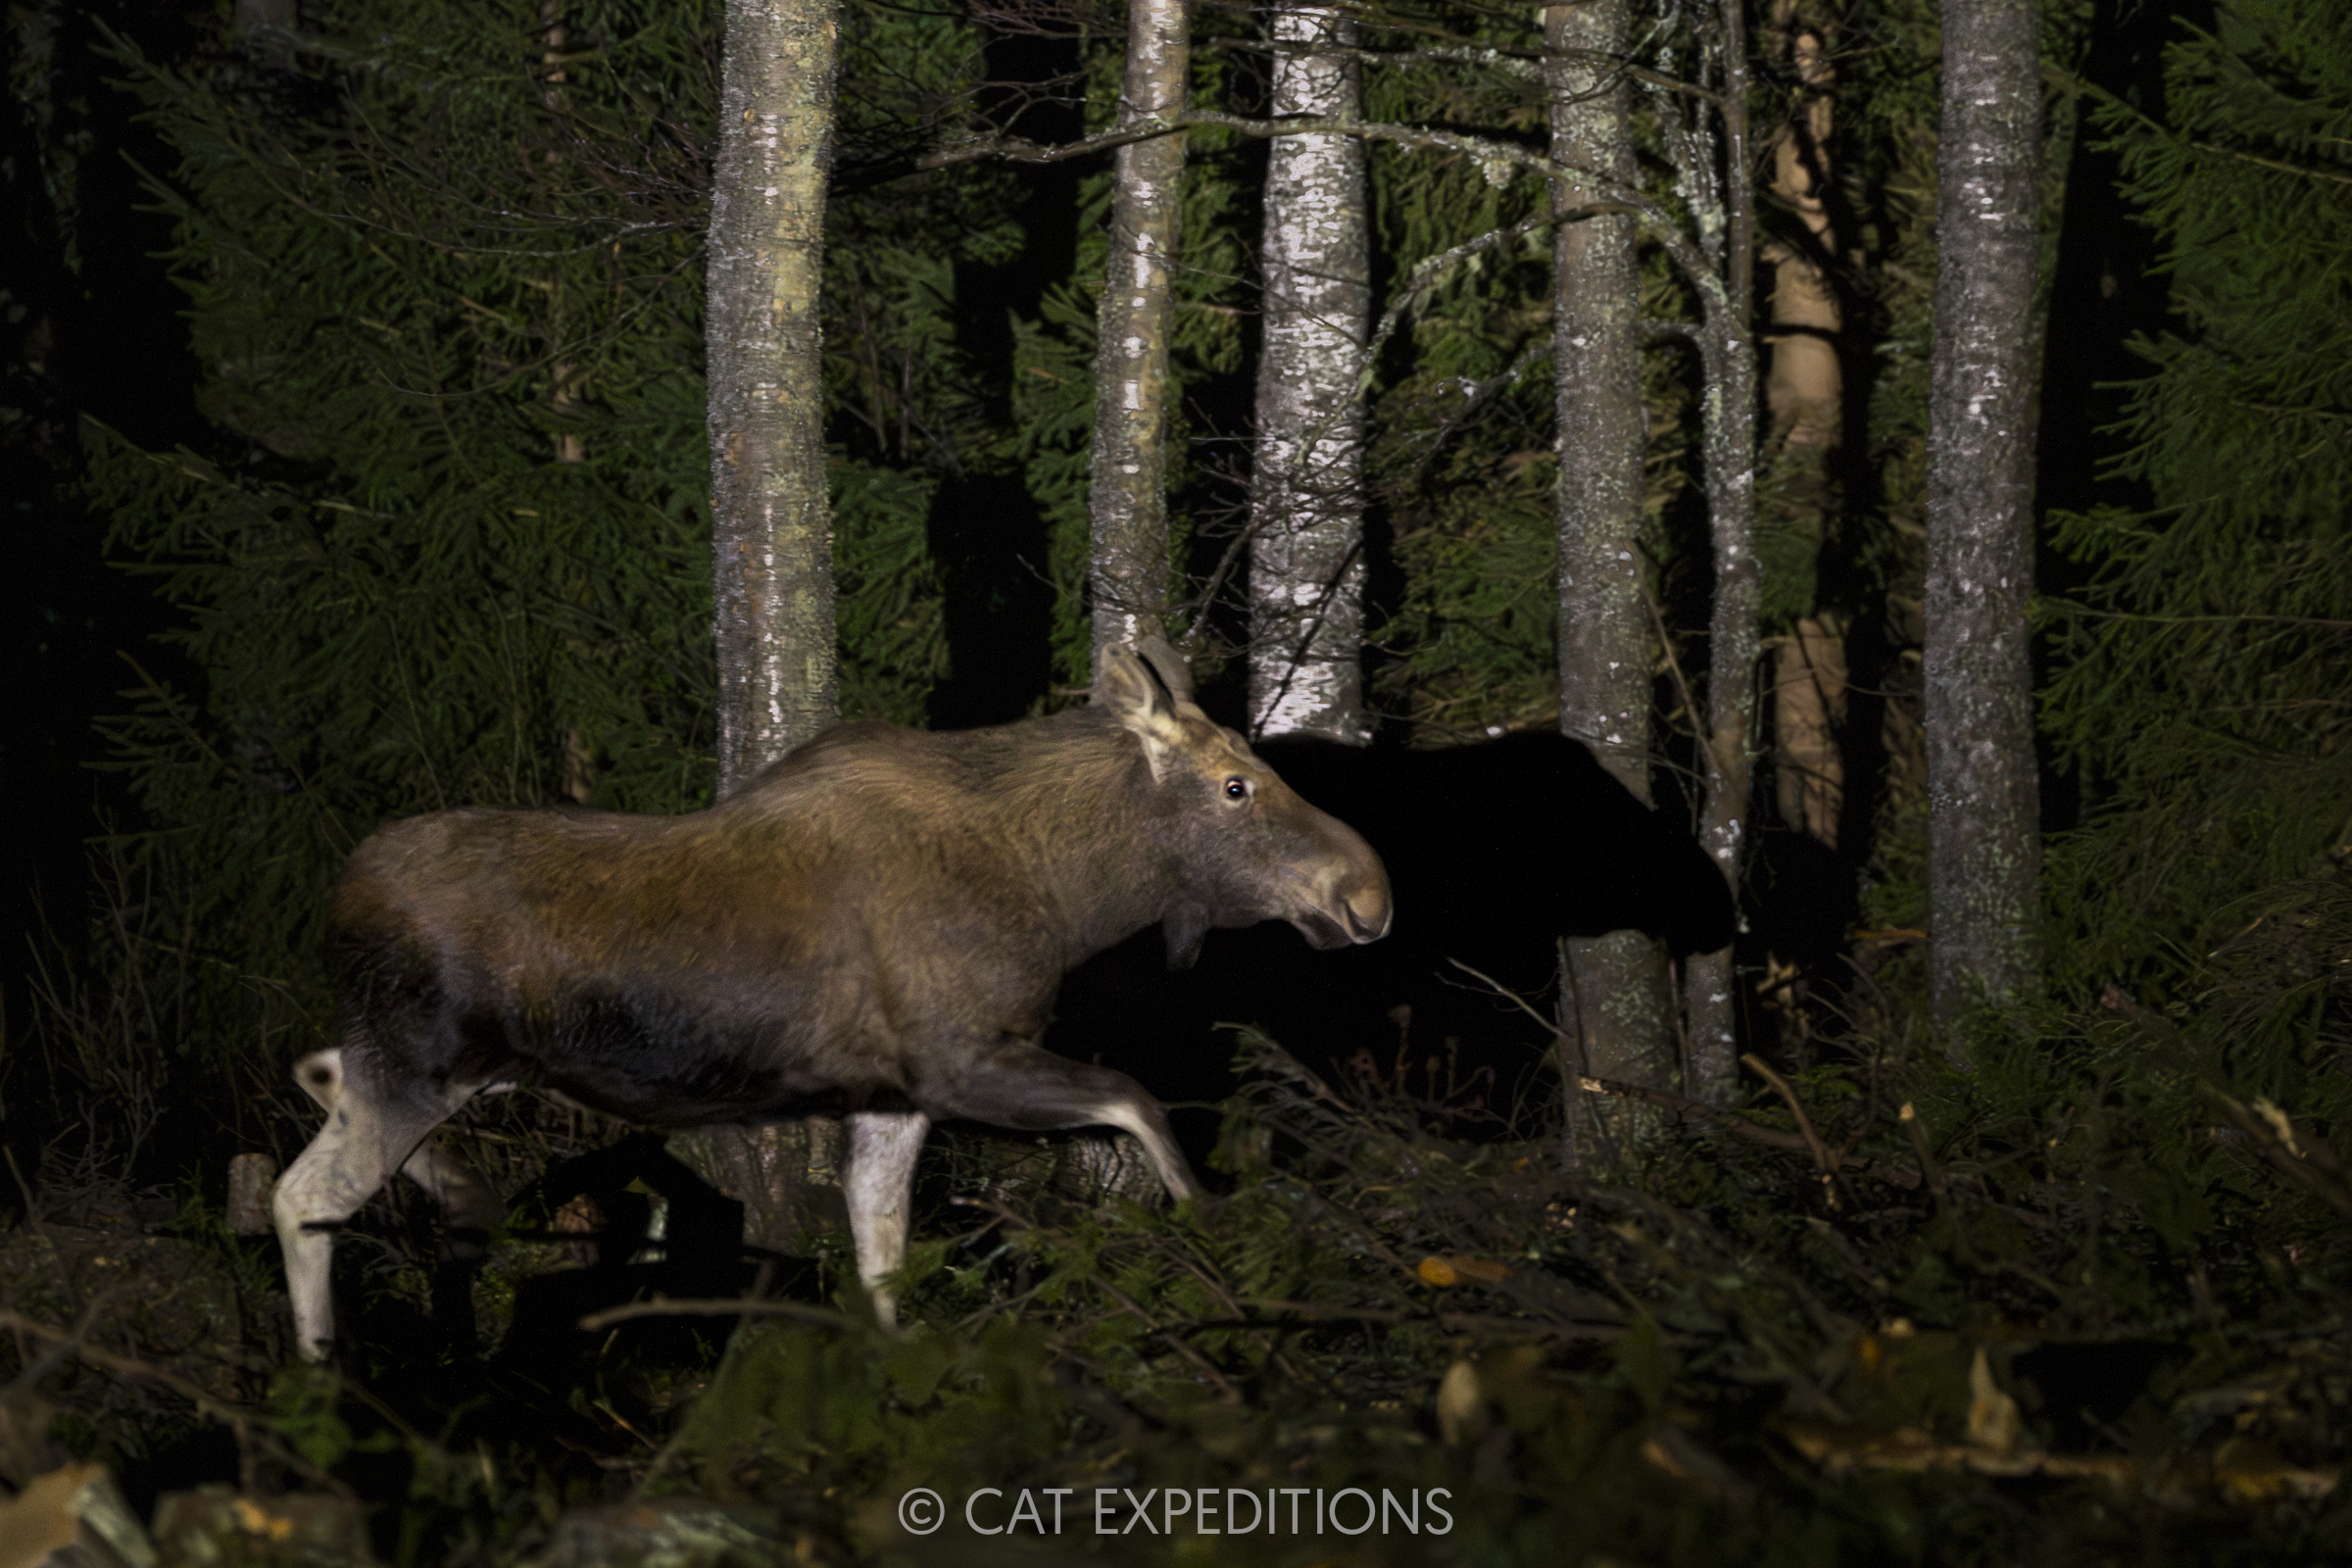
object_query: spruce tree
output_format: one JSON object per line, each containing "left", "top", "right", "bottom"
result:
{"left": 2044, "top": 0, "right": 2352, "bottom": 1010}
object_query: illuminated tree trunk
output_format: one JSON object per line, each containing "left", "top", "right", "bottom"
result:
{"left": 689, "top": 0, "right": 844, "bottom": 1250}
{"left": 1925, "top": 0, "right": 2042, "bottom": 1033}
{"left": 1545, "top": 0, "right": 1675, "bottom": 1154}
{"left": 1680, "top": 0, "right": 1760, "bottom": 1106}
{"left": 707, "top": 0, "right": 841, "bottom": 782}
{"left": 1088, "top": 0, "right": 1190, "bottom": 659}
{"left": 1248, "top": 5, "right": 1370, "bottom": 743}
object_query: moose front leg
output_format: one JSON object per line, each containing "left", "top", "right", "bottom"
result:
{"left": 274, "top": 1047, "right": 484, "bottom": 1361}
{"left": 844, "top": 1109, "right": 931, "bottom": 1329}
{"left": 925, "top": 1042, "right": 1200, "bottom": 1205}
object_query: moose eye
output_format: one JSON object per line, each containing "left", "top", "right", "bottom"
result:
{"left": 1223, "top": 776, "right": 1251, "bottom": 803}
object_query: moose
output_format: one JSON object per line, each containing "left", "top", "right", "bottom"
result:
{"left": 271, "top": 641, "right": 1392, "bottom": 1360}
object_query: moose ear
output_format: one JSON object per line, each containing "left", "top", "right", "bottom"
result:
{"left": 1134, "top": 636, "right": 1196, "bottom": 705}
{"left": 1093, "top": 644, "right": 1187, "bottom": 780}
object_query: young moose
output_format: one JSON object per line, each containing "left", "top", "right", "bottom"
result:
{"left": 273, "top": 641, "right": 1392, "bottom": 1359}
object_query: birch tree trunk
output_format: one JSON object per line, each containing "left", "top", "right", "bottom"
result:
{"left": 1680, "top": 0, "right": 1761, "bottom": 1105}
{"left": 708, "top": 0, "right": 841, "bottom": 784}
{"left": 1248, "top": 5, "right": 1370, "bottom": 743}
{"left": 1089, "top": 0, "right": 1191, "bottom": 659}
{"left": 1545, "top": 0, "right": 1675, "bottom": 1155}
{"left": 1925, "top": 0, "right": 2042, "bottom": 1034}
{"left": 686, "top": 0, "right": 844, "bottom": 1252}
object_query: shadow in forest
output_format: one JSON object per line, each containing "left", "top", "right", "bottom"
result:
{"left": 1052, "top": 730, "right": 1736, "bottom": 1120}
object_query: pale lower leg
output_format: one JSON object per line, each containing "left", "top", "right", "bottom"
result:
{"left": 844, "top": 1110, "right": 930, "bottom": 1329}
{"left": 272, "top": 1050, "right": 479, "bottom": 1361}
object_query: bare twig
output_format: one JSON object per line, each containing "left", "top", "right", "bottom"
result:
{"left": 1445, "top": 960, "right": 1918, "bottom": 1188}
{"left": 577, "top": 1297, "right": 858, "bottom": 1333}
{"left": 0, "top": 1309, "right": 345, "bottom": 1494}
{"left": 1093, "top": 1278, "right": 1243, "bottom": 1405}
{"left": 1741, "top": 1054, "right": 1835, "bottom": 1177}
{"left": 1898, "top": 1102, "right": 1952, "bottom": 1215}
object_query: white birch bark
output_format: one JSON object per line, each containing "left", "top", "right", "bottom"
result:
{"left": 1248, "top": 5, "right": 1370, "bottom": 743}
{"left": 1679, "top": 0, "right": 1760, "bottom": 1107}
{"left": 1925, "top": 0, "right": 2043, "bottom": 1033}
{"left": 1088, "top": 0, "right": 1191, "bottom": 660}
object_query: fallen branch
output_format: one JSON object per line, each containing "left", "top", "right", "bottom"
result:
{"left": 1782, "top": 1420, "right": 2339, "bottom": 1503}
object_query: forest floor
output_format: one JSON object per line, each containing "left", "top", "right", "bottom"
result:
{"left": 3, "top": 1011, "right": 2351, "bottom": 1567}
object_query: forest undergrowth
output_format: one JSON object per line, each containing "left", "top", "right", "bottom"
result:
{"left": 3, "top": 850, "right": 2349, "bottom": 1565}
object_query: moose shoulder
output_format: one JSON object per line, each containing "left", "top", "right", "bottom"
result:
{"left": 272, "top": 641, "right": 1392, "bottom": 1360}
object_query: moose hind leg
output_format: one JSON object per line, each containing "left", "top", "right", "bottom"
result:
{"left": 930, "top": 1043, "right": 1199, "bottom": 1204}
{"left": 844, "top": 1110, "right": 931, "bottom": 1330}
{"left": 273, "top": 1048, "right": 479, "bottom": 1361}
{"left": 401, "top": 1137, "right": 503, "bottom": 1249}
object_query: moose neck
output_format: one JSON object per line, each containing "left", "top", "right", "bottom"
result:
{"left": 969, "top": 711, "right": 1195, "bottom": 968}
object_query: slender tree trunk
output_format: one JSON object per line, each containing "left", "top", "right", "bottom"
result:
{"left": 1089, "top": 0, "right": 1190, "bottom": 660}
{"left": 1773, "top": 617, "right": 1845, "bottom": 841}
{"left": 1682, "top": 0, "right": 1761, "bottom": 1106}
{"left": 689, "top": 0, "right": 844, "bottom": 1250}
{"left": 1248, "top": 5, "right": 1370, "bottom": 743}
{"left": 1545, "top": 0, "right": 1674, "bottom": 1157}
{"left": 708, "top": 0, "right": 841, "bottom": 783}
{"left": 1925, "top": 0, "right": 2042, "bottom": 1033}
{"left": 1762, "top": 8, "right": 1840, "bottom": 461}
{"left": 1763, "top": 7, "right": 1845, "bottom": 848}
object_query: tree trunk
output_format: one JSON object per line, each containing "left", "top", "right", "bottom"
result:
{"left": 1545, "top": 0, "right": 1675, "bottom": 1158}
{"left": 1088, "top": 0, "right": 1190, "bottom": 660}
{"left": 1680, "top": 0, "right": 1760, "bottom": 1107}
{"left": 1773, "top": 616, "right": 1846, "bottom": 841}
{"left": 1248, "top": 4, "right": 1370, "bottom": 744}
{"left": 1925, "top": 0, "right": 2042, "bottom": 1034}
{"left": 688, "top": 0, "right": 845, "bottom": 1250}
{"left": 1763, "top": 6, "right": 1844, "bottom": 849}
{"left": 707, "top": 0, "right": 841, "bottom": 783}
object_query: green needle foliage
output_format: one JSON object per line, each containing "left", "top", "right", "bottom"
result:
{"left": 2043, "top": 0, "right": 2352, "bottom": 1021}
{"left": 7, "top": 2, "right": 2347, "bottom": 1558}
{"left": 78, "top": 0, "right": 1011, "bottom": 1069}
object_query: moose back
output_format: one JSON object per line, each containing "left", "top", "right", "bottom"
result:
{"left": 270, "top": 641, "right": 1391, "bottom": 1360}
